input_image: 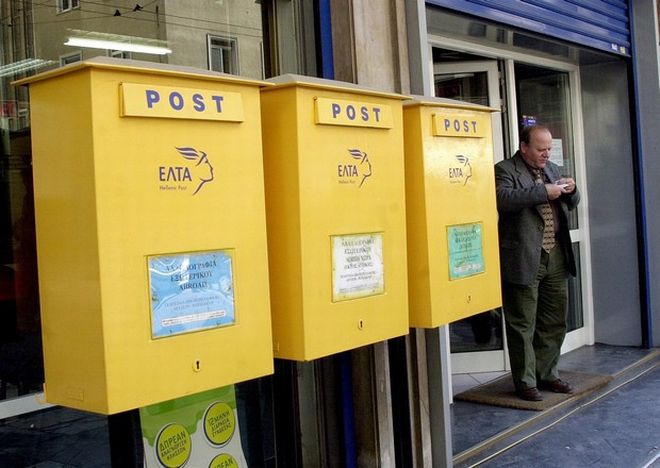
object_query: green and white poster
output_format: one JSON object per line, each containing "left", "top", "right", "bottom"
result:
{"left": 140, "top": 385, "right": 247, "bottom": 468}
{"left": 447, "top": 222, "right": 485, "bottom": 280}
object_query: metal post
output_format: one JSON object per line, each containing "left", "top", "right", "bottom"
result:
{"left": 405, "top": 1, "right": 453, "bottom": 465}
{"left": 628, "top": 0, "right": 657, "bottom": 349}
{"left": 404, "top": 0, "right": 432, "bottom": 95}
{"left": 425, "top": 327, "right": 453, "bottom": 467}
{"left": 108, "top": 409, "right": 143, "bottom": 468}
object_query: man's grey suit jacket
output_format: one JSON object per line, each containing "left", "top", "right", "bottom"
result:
{"left": 495, "top": 152, "right": 580, "bottom": 286}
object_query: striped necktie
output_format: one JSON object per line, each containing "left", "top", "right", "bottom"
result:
{"left": 531, "top": 168, "right": 556, "bottom": 252}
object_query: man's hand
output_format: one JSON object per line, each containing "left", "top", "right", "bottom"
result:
{"left": 556, "top": 177, "right": 576, "bottom": 193}
{"left": 545, "top": 183, "right": 564, "bottom": 200}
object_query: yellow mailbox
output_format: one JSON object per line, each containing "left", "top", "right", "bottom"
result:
{"left": 17, "top": 57, "right": 273, "bottom": 414}
{"left": 260, "top": 75, "right": 409, "bottom": 361}
{"left": 403, "top": 97, "right": 502, "bottom": 328}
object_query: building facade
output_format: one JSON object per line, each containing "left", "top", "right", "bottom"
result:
{"left": 0, "top": 0, "right": 658, "bottom": 466}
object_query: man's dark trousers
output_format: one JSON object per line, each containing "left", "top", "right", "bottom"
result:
{"left": 502, "top": 245, "right": 568, "bottom": 391}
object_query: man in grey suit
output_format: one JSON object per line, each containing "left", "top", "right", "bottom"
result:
{"left": 495, "top": 124, "right": 580, "bottom": 401}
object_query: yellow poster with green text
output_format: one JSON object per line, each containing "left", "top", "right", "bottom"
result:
{"left": 140, "top": 385, "right": 247, "bottom": 467}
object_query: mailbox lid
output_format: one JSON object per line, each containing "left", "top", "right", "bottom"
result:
{"left": 403, "top": 95, "right": 496, "bottom": 112}
{"left": 14, "top": 56, "right": 272, "bottom": 88}
{"left": 264, "top": 73, "right": 409, "bottom": 101}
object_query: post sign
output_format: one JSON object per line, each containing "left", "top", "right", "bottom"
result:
{"left": 315, "top": 97, "right": 393, "bottom": 128}
{"left": 120, "top": 83, "right": 245, "bottom": 122}
{"left": 432, "top": 113, "right": 489, "bottom": 138}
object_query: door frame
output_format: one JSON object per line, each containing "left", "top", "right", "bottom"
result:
{"left": 432, "top": 59, "right": 505, "bottom": 162}
{"left": 0, "top": 393, "right": 52, "bottom": 419}
{"left": 428, "top": 35, "right": 596, "bottom": 368}
{"left": 433, "top": 59, "right": 509, "bottom": 374}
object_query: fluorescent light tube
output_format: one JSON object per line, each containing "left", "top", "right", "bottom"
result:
{"left": 0, "top": 58, "right": 56, "bottom": 77}
{"left": 65, "top": 37, "right": 171, "bottom": 55}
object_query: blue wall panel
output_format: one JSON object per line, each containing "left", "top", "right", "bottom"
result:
{"left": 427, "top": 0, "right": 630, "bottom": 56}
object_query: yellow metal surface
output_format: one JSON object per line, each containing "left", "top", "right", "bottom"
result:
{"left": 403, "top": 100, "right": 502, "bottom": 328}
{"left": 25, "top": 58, "right": 273, "bottom": 414}
{"left": 261, "top": 76, "right": 409, "bottom": 361}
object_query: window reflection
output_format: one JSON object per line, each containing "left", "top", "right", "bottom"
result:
{"left": 57, "top": 0, "right": 81, "bottom": 14}
{"left": 0, "top": 1, "right": 316, "bottom": 464}
{"left": 435, "top": 71, "right": 489, "bottom": 106}
{"left": 208, "top": 35, "right": 239, "bottom": 74}
{"left": 515, "top": 63, "right": 578, "bottom": 230}
{"left": 0, "top": 127, "right": 43, "bottom": 400}
{"left": 0, "top": 0, "right": 266, "bottom": 400}
{"left": 29, "top": 1, "right": 263, "bottom": 77}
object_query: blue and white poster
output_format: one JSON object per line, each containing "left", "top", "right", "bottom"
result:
{"left": 148, "top": 250, "right": 235, "bottom": 339}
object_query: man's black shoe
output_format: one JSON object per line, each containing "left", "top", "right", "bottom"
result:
{"left": 517, "top": 387, "right": 543, "bottom": 401}
{"left": 539, "top": 379, "right": 574, "bottom": 394}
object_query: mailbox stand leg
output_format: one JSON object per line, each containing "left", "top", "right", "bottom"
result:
{"left": 108, "top": 409, "right": 144, "bottom": 467}
{"left": 425, "top": 327, "right": 453, "bottom": 467}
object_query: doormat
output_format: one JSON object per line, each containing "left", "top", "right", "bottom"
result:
{"left": 454, "top": 371, "right": 613, "bottom": 411}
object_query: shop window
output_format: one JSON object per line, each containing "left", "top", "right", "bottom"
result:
{"left": 17, "top": 109, "right": 29, "bottom": 131}
{"left": 0, "top": 0, "right": 320, "bottom": 464}
{"left": 60, "top": 52, "right": 81, "bottom": 66}
{"left": 2, "top": 2, "right": 270, "bottom": 411}
{"left": 208, "top": 35, "right": 239, "bottom": 74}
{"left": 108, "top": 49, "right": 131, "bottom": 60}
{"left": 57, "top": 0, "right": 80, "bottom": 14}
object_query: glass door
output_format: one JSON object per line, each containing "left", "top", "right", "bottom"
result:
{"left": 513, "top": 63, "right": 586, "bottom": 351}
{"left": 433, "top": 60, "right": 508, "bottom": 373}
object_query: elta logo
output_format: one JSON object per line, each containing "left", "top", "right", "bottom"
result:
{"left": 158, "top": 147, "right": 215, "bottom": 195}
{"left": 449, "top": 154, "right": 472, "bottom": 186}
{"left": 337, "top": 148, "right": 372, "bottom": 188}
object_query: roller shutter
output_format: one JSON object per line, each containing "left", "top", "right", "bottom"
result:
{"left": 427, "top": 0, "right": 630, "bottom": 56}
